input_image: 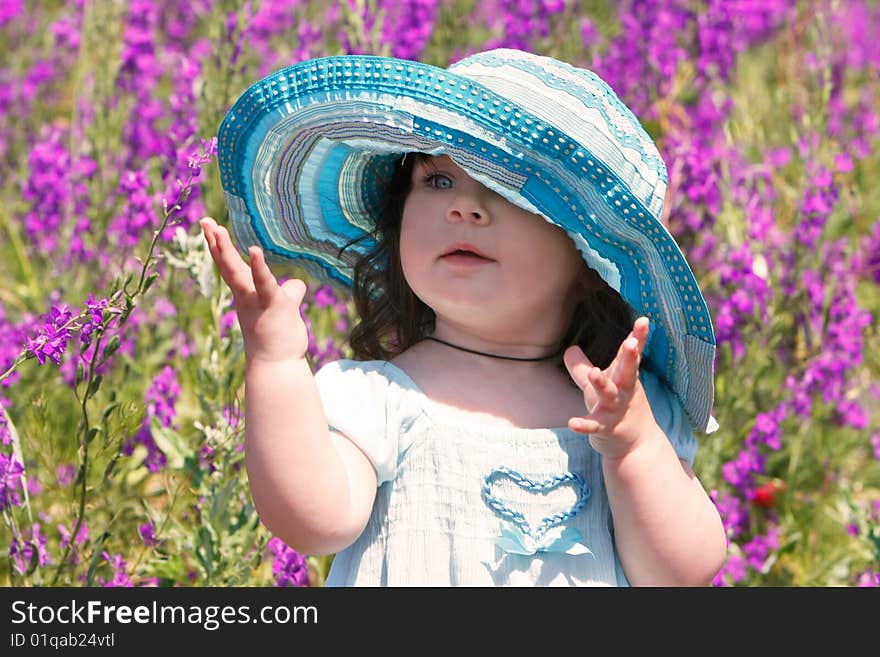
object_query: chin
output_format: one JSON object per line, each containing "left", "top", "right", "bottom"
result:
{"left": 428, "top": 296, "right": 495, "bottom": 320}
{"left": 410, "top": 280, "right": 494, "bottom": 312}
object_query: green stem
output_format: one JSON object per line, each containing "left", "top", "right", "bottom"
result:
{"left": 50, "top": 328, "right": 106, "bottom": 586}
{"left": 0, "top": 354, "right": 30, "bottom": 387}
{"left": 124, "top": 174, "right": 192, "bottom": 298}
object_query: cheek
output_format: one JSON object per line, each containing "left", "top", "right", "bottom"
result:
{"left": 398, "top": 211, "right": 426, "bottom": 284}
{"left": 513, "top": 228, "right": 583, "bottom": 292}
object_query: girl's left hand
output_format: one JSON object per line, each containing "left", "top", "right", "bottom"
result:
{"left": 563, "top": 316, "right": 659, "bottom": 458}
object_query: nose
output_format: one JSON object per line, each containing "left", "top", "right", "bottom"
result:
{"left": 446, "top": 188, "right": 490, "bottom": 226}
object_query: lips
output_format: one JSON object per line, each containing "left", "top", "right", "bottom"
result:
{"left": 440, "top": 243, "right": 494, "bottom": 262}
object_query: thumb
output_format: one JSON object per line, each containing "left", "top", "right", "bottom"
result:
{"left": 563, "top": 345, "right": 595, "bottom": 391}
{"left": 279, "top": 278, "right": 307, "bottom": 305}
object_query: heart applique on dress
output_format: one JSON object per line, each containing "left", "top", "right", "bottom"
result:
{"left": 481, "top": 466, "right": 592, "bottom": 556}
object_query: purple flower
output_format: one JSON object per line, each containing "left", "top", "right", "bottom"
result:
{"left": 580, "top": 17, "right": 598, "bottom": 46}
{"left": 9, "top": 523, "right": 51, "bottom": 575}
{"left": 713, "top": 553, "right": 747, "bottom": 587}
{"left": 746, "top": 405, "right": 786, "bottom": 451}
{"left": 856, "top": 569, "right": 880, "bottom": 587}
{"left": 0, "top": 398, "right": 11, "bottom": 446}
{"left": 146, "top": 366, "right": 180, "bottom": 429}
{"left": 58, "top": 522, "right": 89, "bottom": 555}
{"left": 0, "top": 452, "right": 25, "bottom": 511}
{"left": 766, "top": 146, "right": 792, "bottom": 168}
{"left": 834, "top": 152, "right": 854, "bottom": 172}
{"left": 268, "top": 537, "right": 309, "bottom": 587}
{"left": 153, "top": 298, "right": 176, "bottom": 319}
{"left": 743, "top": 527, "right": 780, "bottom": 571}
{"left": 220, "top": 310, "right": 238, "bottom": 338}
{"left": 139, "top": 521, "right": 159, "bottom": 548}
{"left": 25, "top": 304, "right": 75, "bottom": 366}
{"left": 26, "top": 477, "right": 42, "bottom": 497}
{"left": 223, "top": 406, "right": 241, "bottom": 428}
{"left": 795, "top": 164, "right": 839, "bottom": 250}
{"left": 0, "top": 0, "right": 23, "bottom": 26}
{"left": 722, "top": 446, "right": 765, "bottom": 493}
{"left": 713, "top": 244, "right": 771, "bottom": 361}
{"left": 123, "top": 424, "right": 167, "bottom": 474}
{"left": 857, "top": 220, "right": 880, "bottom": 285}
{"left": 198, "top": 444, "right": 216, "bottom": 474}
{"left": 312, "top": 285, "right": 337, "bottom": 309}
{"left": 78, "top": 294, "right": 120, "bottom": 348}
{"left": 711, "top": 490, "right": 749, "bottom": 539}
{"left": 55, "top": 463, "right": 76, "bottom": 488}
{"left": 784, "top": 375, "right": 813, "bottom": 418}
{"left": 20, "top": 124, "right": 93, "bottom": 260}
{"left": 118, "top": 0, "right": 163, "bottom": 97}
{"left": 292, "top": 21, "right": 323, "bottom": 62}
{"left": 835, "top": 399, "right": 868, "bottom": 429}
{"left": 108, "top": 169, "right": 156, "bottom": 249}
{"left": 100, "top": 552, "right": 133, "bottom": 587}
{"left": 187, "top": 136, "right": 218, "bottom": 178}
{"left": 123, "top": 366, "right": 180, "bottom": 472}
{"left": 385, "top": 0, "right": 439, "bottom": 59}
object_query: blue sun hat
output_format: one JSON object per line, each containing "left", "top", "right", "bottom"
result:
{"left": 217, "top": 48, "right": 717, "bottom": 433}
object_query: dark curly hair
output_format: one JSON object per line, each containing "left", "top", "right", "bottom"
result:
{"left": 339, "top": 153, "right": 634, "bottom": 371}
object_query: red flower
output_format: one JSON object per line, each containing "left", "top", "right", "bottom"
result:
{"left": 751, "top": 481, "right": 784, "bottom": 508}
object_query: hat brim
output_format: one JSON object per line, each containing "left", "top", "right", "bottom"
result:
{"left": 218, "top": 51, "right": 716, "bottom": 432}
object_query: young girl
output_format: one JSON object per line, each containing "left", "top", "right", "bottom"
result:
{"left": 201, "top": 48, "right": 727, "bottom": 586}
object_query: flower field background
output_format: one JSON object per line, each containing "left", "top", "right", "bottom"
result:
{"left": 1, "top": 0, "right": 878, "bottom": 587}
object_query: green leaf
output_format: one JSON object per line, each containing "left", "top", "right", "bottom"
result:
{"left": 101, "top": 401, "right": 119, "bottom": 422}
{"left": 24, "top": 542, "right": 40, "bottom": 577}
{"left": 85, "top": 426, "right": 101, "bottom": 444}
{"left": 142, "top": 271, "right": 160, "bottom": 293}
{"left": 208, "top": 479, "right": 238, "bottom": 527}
{"left": 103, "top": 334, "right": 120, "bottom": 358}
{"left": 144, "top": 554, "right": 190, "bottom": 583}
{"left": 195, "top": 525, "right": 217, "bottom": 580}
{"left": 84, "top": 531, "right": 109, "bottom": 587}
{"left": 148, "top": 416, "right": 189, "bottom": 469}
{"left": 86, "top": 374, "right": 103, "bottom": 397}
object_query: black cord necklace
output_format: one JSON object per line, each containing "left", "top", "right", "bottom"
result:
{"left": 422, "top": 336, "right": 563, "bottom": 362}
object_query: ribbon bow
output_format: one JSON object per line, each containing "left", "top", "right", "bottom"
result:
{"left": 492, "top": 523, "right": 593, "bottom": 557}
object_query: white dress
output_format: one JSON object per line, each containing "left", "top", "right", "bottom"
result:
{"left": 314, "top": 359, "right": 700, "bottom": 586}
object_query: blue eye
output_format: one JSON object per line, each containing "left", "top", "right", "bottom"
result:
{"left": 424, "top": 173, "right": 453, "bottom": 189}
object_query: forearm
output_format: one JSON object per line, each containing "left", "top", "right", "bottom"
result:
{"left": 243, "top": 357, "right": 356, "bottom": 552}
{"left": 602, "top": 427, "right": 727, "bottom": 586}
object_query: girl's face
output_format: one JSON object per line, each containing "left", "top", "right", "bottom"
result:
{"left": 399, "top": 155, "right": 586, "bottom": 343}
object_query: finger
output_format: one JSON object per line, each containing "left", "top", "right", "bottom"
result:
{"left": 248, "top": 246, "right": 282, "bottom": 305}
{"left": 617, "top": 317, "right": 649, "bottom": 356}
{"left": 588, "top": 365, "right": 619, "bottom": 403}
{"left": 568, "top": 416, "right": 601, "bottom": 435}
{"left": 200, "top": 217, "right": 218, "bottom": 251}
{"left": 607, "top": 337, "right": 637, "bottom": 389}
{"left": 563, "top": 345, "right": 594, "bottom": 391}
{"left": 632, "top": 316, "right": 650, "bottom": 344}
{"left": 610, "top": 318, "right": 649, "bottom": 383}
{"left": 201, "top": 220, "right": 255, "bottom": 293}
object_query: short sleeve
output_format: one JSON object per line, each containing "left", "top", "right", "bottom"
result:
{"left": 640, "top": 369, "right": 699, "bottom": 468}
{"left": 314, "top": 360, "right": 399, "bottom": 485}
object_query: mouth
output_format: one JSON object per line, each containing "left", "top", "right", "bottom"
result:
{"left": 440, "top": 244, "right": 495, "bottom": 263}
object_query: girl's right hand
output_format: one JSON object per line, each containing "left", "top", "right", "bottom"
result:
{"left": 200, "top": 217, "right": 309, "bottom": 363}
